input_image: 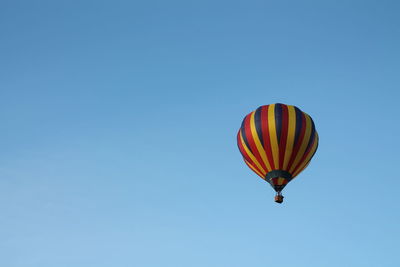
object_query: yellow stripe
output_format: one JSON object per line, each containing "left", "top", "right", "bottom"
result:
{"left": 245, "top": 159, "right": 264, "bottom": 178}
{"left": 293, "top": 133, "right": 318, "bottom": 177}
{"left": 292, "top": 162, "right": 310, "bottom": 180}
{"left": 239, "top": 131, "right": 267, "bottom": 175}
{"left": 289, "top": 114, "right": 313, "bottom": 174}
{"left": 277, "top": 177, "right": 285, "bottom": 185}
{"left": 283, "top": 105, "right": 296, "bottom": 170}
{"left": 249, "top": 111, "right": 272, "bottom": 172}
{"left": 268, "top": 104, "right": 279, "bottom": 169}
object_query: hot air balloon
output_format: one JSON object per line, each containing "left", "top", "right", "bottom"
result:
{"left": 237, "top": 103, "right": 319, "bottom": 203}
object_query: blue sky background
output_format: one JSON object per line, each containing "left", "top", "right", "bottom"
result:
{"left": 1, "top": 0, "right": 400, "bottom": 266}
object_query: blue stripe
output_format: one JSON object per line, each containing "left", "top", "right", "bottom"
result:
{"left": 254, "top": 107, "right": 264, "bottom": 147}
{"left": 275, "top": 103, "right": 283, "bottom": 145}
{"left": 240, "top": 117, "right": 253, "bottom": 154}
{"left": 305, "top": 117, "right": 316, "bottom": 152}
{"left": 294, "top": 107, "right": 303, "bottom": 145}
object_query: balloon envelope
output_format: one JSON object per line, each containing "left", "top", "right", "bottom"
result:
{"left": 237, "top": 103, "right": 319, "bottom": 192}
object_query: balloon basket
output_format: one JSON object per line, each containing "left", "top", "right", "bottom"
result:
{"left": 274, "top": 194, "right": 284, "bottom": 204}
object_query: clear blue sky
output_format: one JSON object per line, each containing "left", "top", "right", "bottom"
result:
{"left": 1, "top": 1, "right": 400, "bottom": 266}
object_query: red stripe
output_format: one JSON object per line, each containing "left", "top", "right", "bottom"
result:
{"left": 237, "top": 131, "right": 265, "bottom": 175}
{"left": 291, "top": 136, "right": 316, "bottom": 175}
{"left": 279, "top": 104, "right": 289, "bottom": 169}
{"left": 244, "top": 160, "right": 264, "bottom": 179}
{"left": 261, "top": 105, "right": 276, "bottom": 170}
{"left": 286, "top": 112, "right": 307, "bottom": 172}
{"left": 243, "top": 113, "right": 268, "bottom": 172}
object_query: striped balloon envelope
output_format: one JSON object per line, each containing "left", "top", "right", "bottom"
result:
{"left": 237, "top": 103, "right": 319, "bottom": 203}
